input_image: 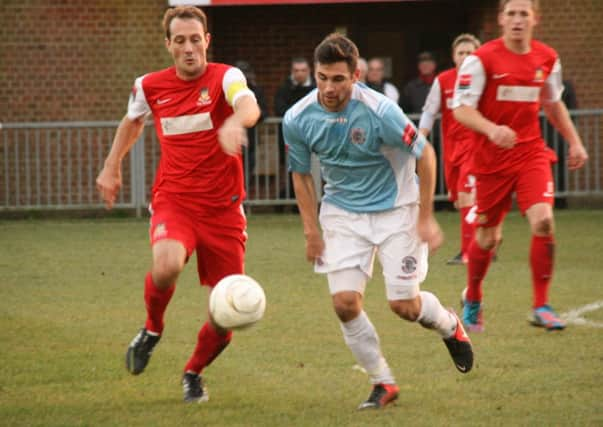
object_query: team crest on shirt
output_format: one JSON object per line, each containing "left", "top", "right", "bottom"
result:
{"left": 533, "top": 68, "right": 545, "bottom": 83}
{"left": 350, "top": 127, "right": 366, "bottom": 145}
{"left": 402, "top": 124, "right": 417, "bottom": 147}
{"left": 458, "top": 74, "right": 472, "bottom": 89}
{"left": 197, "top": 87, "right": 212, "bottom": 106}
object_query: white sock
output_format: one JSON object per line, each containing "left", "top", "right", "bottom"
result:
{"left": 417, "top": 291, "right": 457, "bottom": 338}
{"left": 340, "top": 311, "right": 395, "bottom": 385}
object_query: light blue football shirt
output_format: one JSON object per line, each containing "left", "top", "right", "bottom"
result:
{"left": 284, "top": 83, "right": 427, "bottom": 213}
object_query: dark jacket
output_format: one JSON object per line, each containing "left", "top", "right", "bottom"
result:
{"left": 274, "top": 76, "right": 316, "bottom": 116}
{"left": 401, "top": 77, "right": 432, "bottom": 114}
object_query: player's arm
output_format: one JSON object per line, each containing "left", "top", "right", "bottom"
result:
{"left": 415, "top": 142, "right": 443, "bottom": 253}
{"left": 283, "top": 111, "right": 324, "bottom": 264}
{"left": 380, "top": 102, "right": 443, "bottom": 252}
{"left": 540, "top": 59, "right": 588, "bottom": 170}
{"left": 452, "top": 55, "right": 516, "bottom": 149}
{"left": 96, "top": 78, "right": 149, "bottom": 209}
{"left": 219, "top": 67, "right": 261, "bottom": 156}
{"left": 418, "top": 78, "right": 441, "bottom": 138}
{"left": 292, "top": 172, "right": 324, "bottom": 264}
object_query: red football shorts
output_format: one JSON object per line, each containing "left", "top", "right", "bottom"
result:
{"left": 445, "top": 161, "right": 475, "bottom": 202}
{"left": 474, "top": 149, "right": 555, "bottom": 228}
{"left": 149, "top": 192, "right": 247, "bottom": 287}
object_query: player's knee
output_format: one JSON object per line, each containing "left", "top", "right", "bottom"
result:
{"left": 332, "top": 293, "right": 362, "bottom": 322}
{"left": 476, "top": 232, "right": 497, "bottom": 250}
{"left": 152, "top": 258, "right": 183, "bottom": 288}
{"left": 389, "top": 299, "right": 420, "bottom": 321}
{"left": 531, "top": 216, "right": 554, "bottom": 235}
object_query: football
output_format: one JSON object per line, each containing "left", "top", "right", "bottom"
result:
{"left": 209, "top": 274, "right": 266, "bottom": 330}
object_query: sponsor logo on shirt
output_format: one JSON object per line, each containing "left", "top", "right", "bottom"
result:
{"left": 492, "top": 73, "right": 509, "bottom": 79}
{"left": 458, "top": 74, "right": 472, "bottom": 89}
{"left": 325, "top": 117, "right": 348, "bottom": 124}
{"left": 496, "top": 85, "right": 540, "bottom": 102}
{"left": 197, "top": 87, "right": 212, "bottom": 106}
{"left": 350, "top": 127, "right": 366, "bottom": 145}
{"left": 402, "top": 124, "right": 417, "bottom": 147}
{"left": 160, "top": 112, "right": 214, "bottom": 136}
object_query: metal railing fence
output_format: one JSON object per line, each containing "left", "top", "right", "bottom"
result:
{"left": 1, "top": 110, "right": 601, "bottom": 215}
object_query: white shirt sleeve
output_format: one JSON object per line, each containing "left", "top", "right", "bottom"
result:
{"left": 541, "top": 58, "right": 564, "bottom": 104}
{"left": 452, "top": 55, "right": 486, "bottom": 109}
{"left": 223, "top": 67, "right": 256, "bottom": 107}
{"left": 127, "top": 76, "right": 150, "bottom": 120}
{"left": 419, "top": 78, "right": 441, "bottom": 131}
{"left": 384, "top": 82, "right": 400, "bottom": 104}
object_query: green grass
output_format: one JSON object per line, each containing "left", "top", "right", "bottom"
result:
{"left": 1, "top": 210, "right": 602, "bottom": 426}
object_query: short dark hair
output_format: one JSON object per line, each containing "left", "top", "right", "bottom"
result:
{"left": 314, "top": 33, "right": 359, "bottom": 74}
{"left": 162, "top": 6, "right": 208, "bottom": 40}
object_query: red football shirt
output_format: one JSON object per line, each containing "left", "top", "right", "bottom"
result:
{"left": 452, "top": 38, "right": 564, "bottom": 174}
{"left": 127, "top": 63, "right": 255, "bottom": 207}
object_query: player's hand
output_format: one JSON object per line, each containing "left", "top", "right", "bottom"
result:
{"left": 567, "top": 143, "right": 588, "bottom": 170}
{"left": 218, "top": 117, "right": 248, "bottom": 156}
{"left": 488, "top": 125, "right": 516, "bottom": 149}
{"left": 305, "top": 232, "right": 325, "bottom": 266}
{"left": 417, "top": 215, "right": 444, "bottom": 254}
{"left": 96, "top": 163, "right": 121, "bottom": 210}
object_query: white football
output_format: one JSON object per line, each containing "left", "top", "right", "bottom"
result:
{"left": 209, "top": 274, "right": 266, "bottom": 330}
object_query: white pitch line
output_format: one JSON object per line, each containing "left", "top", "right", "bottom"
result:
{"left": 560, "top": 300, "right": 603, "bottom": 328}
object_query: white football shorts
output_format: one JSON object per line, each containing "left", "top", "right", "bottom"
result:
{"left": 316, "top": 202, "right": 428, "bottom": 300}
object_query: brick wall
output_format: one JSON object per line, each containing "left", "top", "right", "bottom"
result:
{"left": 1, "top": 0, "right": 600, "bottom": 124}
{"left": 0, "top": 0, "right": 170, "bottom": 122}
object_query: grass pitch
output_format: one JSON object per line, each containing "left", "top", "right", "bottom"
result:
{"left": 1, "top": 210, "right": 602, "bottom": 426}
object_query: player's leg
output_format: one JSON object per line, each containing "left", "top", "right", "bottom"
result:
{"left": 518, "top": 156, "right": 564, "bottom": 330}
{"left": 182, "top": 205, "right": 246, "bottom": 402}
{"left": 328, "top": 269, "right": 399, "bottom": 410}
{"left": 378, "top": 204, "right": 472, "bottom": 373}
{"left": 463, "top": 174, "right": 510, "bottom": 331}
{"left": 126, "top": 196, "right": 194, "bottom": 375}
{"left": 456, "top": 170, "right": 476, "bottom": 264}
{"left": 445, "top": 164, "right": 464, "bottom": 264}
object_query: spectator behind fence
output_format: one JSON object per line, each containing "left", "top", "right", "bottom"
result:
{"left": 366, "top": 57, "right": 400, "bottom": 104}
{"left": 401, "top": 51, "right": 437, "bottom": 114}
{"left": 235, "top": 60, "right": 268, "bottom": 182}
{"left": 275, "top": 57, "right": 316, "bottom": 200}
{"left": 357, "top": 57, "right": 368, "bottom": 83}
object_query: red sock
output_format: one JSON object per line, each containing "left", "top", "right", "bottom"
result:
{"left": 460, "top": 207, "right": 475, "bottom": 257}
{"left": 184, "top": 322, "right": 233, "bottom": 374}
{"left": 466, "top": 239, "right": 493, "bottom": 302}
{"left": 530, "top": 235, "right": 554, "bottom": 308}
{"left": 144, "top": 272, "right": 175, "bottom": 334}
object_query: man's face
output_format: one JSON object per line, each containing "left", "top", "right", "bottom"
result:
{"left": 315, "top": 61, "right": 358, "bottom": 112}
{"left": 499, "top": 0, "right": 538, "bottom": 43}
{"left": 166, "top": 17, "right": 210, "bottom": 80}
{"left": 291, "top": 62, "right": 310, "bottom": 85}
{"left": 418, "top": 59, "right": 436, "bottom": 76}
{"left": 453, "top": 42, "right": 477, "bottom": 69}
{"left": 367, "top": 60, "right": 384, "bottom": 84}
